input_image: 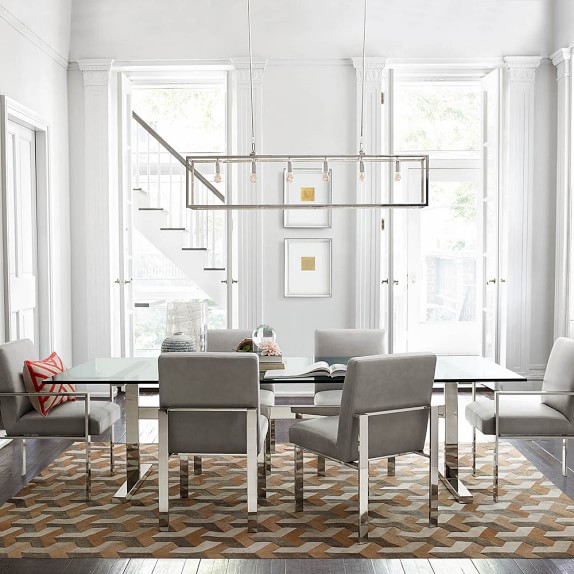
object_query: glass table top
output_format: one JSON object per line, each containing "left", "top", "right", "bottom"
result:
{"left": 52, "top": 355, "right": 526, "bottom": 385}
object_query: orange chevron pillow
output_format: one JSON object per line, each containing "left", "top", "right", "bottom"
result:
{"left": 23, "top": 352, "right": 75, "bottom": 416}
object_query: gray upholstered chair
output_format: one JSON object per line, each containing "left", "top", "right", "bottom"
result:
{"left": 466, "top": 337, "right": 574, "bottom": 501}
{"left": 290, "top": 353, "right": 439, "bottom": 540}
{"left": 207, "top": 328, "right": 276, "bottom": 464}
{"left": 0, "top": 339, "right": 120, "bottom": 501}
{"left": 158, "top": 352, "right": 268, "bottom": 532}
{"left": 292, "top": 329, "right": 386, "bottom": 475}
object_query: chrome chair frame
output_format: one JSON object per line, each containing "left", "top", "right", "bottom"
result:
{"left": 471, "top": 389, "right": 574, "bottom": 501}
{"left": 158, "top": 406, "right": 267, "bottom": 532}
{"left": 294, "top": 404, "right": 439, "bottom": 540}
{"left": 0, "top": 390, "right": 116, "bottom": 502}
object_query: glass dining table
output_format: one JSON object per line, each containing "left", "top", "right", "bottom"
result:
{"left": 53, "top": 354, "right": 526, "bottom": 503}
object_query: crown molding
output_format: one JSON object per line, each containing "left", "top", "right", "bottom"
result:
{"left": 0, "top": 5, "right": 68, "bottom": 70}
{"left": 78, "top": 59, "right": 114, "bottom": 87}
{"left": 503, "top": 56, "right": 541, "bottom": 82}
{"left": 551, "top": 48, "right": 572, "bottom": 67}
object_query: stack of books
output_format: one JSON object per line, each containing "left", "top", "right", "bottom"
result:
{"left": 258, "top": 354, "right": 285, "bottom": 372}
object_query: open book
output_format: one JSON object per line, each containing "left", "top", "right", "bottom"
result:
{"left": 264, "top": 361, "right": 347, "bottom": 379}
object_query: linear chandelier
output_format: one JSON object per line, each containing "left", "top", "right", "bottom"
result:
{"left": 186, "top": 0, "right": 430, "bottom": 211}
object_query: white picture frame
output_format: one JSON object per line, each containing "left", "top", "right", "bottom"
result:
{"left": 283, "top": 168, "right": 332, "bottom": 228}
{"left": 284, "top": 238, "right": 332, "bottom": 297}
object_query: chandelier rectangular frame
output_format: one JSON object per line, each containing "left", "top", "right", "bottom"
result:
{"left": 185, "top": 154, "right": 430, "bottom": 210}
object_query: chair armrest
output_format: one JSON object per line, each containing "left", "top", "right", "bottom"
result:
{"left": 164, "top": 407, "right": 257, "bottom": 413}
{"left": 495, "top": 390, "right": 574, "bottom": 396}
{"left": 0, "top": 391, "right": 90, "bottom": 398}
{"left": 353, "top": 404, "right": 437, "bottom": 418}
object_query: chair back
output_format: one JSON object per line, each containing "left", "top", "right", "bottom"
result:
{"left": 0, "top": 339, "right": 36, "bottom": 432}
{"left": 314, "top": 329, "right": 386, "bottom": 393}
{"left": 159, "top": 352, "right": 260, "bottom": 455}
{"left": 541, "top": 337, "right": 574, "bottom": 422}
{"left": 336, "top": 353, "right": 436, "bottom": 462}
{"left": 206, "top": 329, "right": 252, "bottom": 352}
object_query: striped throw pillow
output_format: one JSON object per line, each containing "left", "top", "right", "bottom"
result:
{"left": 23, "top": 352, "right": 75, "bottom": 416}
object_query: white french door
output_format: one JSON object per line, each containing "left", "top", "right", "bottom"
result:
{"left": 391, "top": 164, "right": 483, "bottom": 354}
{"left": 5, "top": 121, "right": 39, "bottom": 343}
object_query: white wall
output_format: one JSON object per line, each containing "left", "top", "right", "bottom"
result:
{"left": 70, "top": 0, "right": 550, "bottom": 61}
{"left": 554, "top": 0, "right": 574, "bottom": 50}
{"left": 261, "top": 64, "right": 356, "bottom": 355}
{"left": 0, "top": 0, "right": 72, "bottom": 362}
{"left": 68, "top": 0, "right": 558, "bottom": 369}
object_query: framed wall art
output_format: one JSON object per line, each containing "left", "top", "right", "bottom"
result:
{"left": 283, "top": 168, "right": 332, "bottom": 228}
{"left": 284, "top": 238, "right": 332, "bottom": 297}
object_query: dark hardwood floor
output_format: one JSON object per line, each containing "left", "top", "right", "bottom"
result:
{"left": 1, "top": 390, "right": 573, "bottom": 573}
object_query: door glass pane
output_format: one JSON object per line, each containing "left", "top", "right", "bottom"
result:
{"left": 407, "top": 179, "right": 481, "bottom": 353}
{"left": 394, "top": 83, "right": 481, "bottom": 155}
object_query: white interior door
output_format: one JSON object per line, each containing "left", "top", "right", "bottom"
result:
{"left": 5, "top": 121, "right": 38, "bottom": 343}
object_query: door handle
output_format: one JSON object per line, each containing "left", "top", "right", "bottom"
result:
{"left": 381, "top": 279, "right": 389, "bottom": 285}
{"left": 486, "top": 278, "right": 496, "bottom": 285}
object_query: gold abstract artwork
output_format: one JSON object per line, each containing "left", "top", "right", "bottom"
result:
{"left": 301, "top": 256, "right": 316, "bottom": 271}
{"left": 300, "top": 187, "right": 315, "bottom": 202}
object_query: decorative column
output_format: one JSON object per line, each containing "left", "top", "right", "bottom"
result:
{"left": 552, "top": 48, "right": 573, "bottom": 339}
{"left": 77, "top": 59, "right": 119, "bottom": 361}
{"left": 352, "top": 57, "right": 386, "bottom": 329}
{"left": 231, "top": 58, "right": 267, "bottom": 329}
{"left": 503, "top": 56, "right": 541, "bottom": 375}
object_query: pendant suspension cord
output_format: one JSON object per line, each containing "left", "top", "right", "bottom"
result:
{"left": 359, "top": 0, "right": 368, "bottom": 156}
{"left": 247, "top": 0, "right": 256, "bottom": 155}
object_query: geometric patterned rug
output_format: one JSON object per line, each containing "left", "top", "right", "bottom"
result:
{"left": 0, "top": 442, "right": 573, "bottom": 558}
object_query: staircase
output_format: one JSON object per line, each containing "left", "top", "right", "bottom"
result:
{"left": 131, "top": 112, "right": 227, "bottom": 309}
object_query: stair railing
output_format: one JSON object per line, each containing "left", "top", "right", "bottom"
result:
{"left": 132, "top": 111, "right": 226, "bottom": 269}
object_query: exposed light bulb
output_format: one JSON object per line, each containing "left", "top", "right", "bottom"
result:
{"left": 322, "top": 160, "right": 330, "bottom": 183}
{"left": 394, "top": 160, "right": 402, "bottom": 182}
{"left": 286, "top": 160, "right": 294, "bottom": 183}
{"left": 214, "top": 159, "right": 222, "bottom": 184}
{"left": 250, "top": 159, "right": 257, "bottom": 184}
{"left": 359, "top": 159, "right": 365, "bottom": 183}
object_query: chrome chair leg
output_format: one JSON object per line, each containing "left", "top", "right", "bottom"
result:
{"left": 246, "top": 410, "right": 258, "bottom": 533}
{"left": 193, "top": 456, "right": 202, "bottom": 475}
{"left": 110, "top": 425, "right": 115, "bottom": 476}
{"left": 563, "top": 438, "right": 568, "bottom": 477}
{"left": 358, "top": 414, "right": 369, "bottom": 540}
{"left": 258, "top": 449, "right": 267, "bottom": 501}
{"left": 180, "top": 455, "right": 189, "bottom": 498}
{"left": 317, "top": 455, "right": 326, "bottom": 477}
{"left": 265, "top": 431, "right": 272, "bottom": 472}
{"left": 493, "top": 434, "right": 499, "bottom": 502}
{"left": 294, "top": 446, "right": 304, "bottom": 512}
{"left": 387, "top": 457, "right": 396, "bottom": 477}
{"left": 158, "top": 409, "right": 169, "bottom": 531}
{"left": 85, "top": 436, "right": 92, "bottom": 502}
{"left": 21, "top": 438, "right": 26, "bottom": 477}
{"left": 429, "top": 406, "right": 439, "bottom": 526}
{"left": 270, "top": 419, "right": 276, "bottom": 454}
{"left": 109, "top": 386, "right": 115, "bottom": 475}
{"left": 472, "top": 427, "right": 477, "bottom": 476}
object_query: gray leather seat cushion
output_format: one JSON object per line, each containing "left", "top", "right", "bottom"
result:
{"left": 8, "top": 400, "right": 121, "bottom": 437}
{"left": 465, "top": 398, "right": 574, "bottom": 436}
{"left": 289, "top": 416, "right": 339, "bottom": 460}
